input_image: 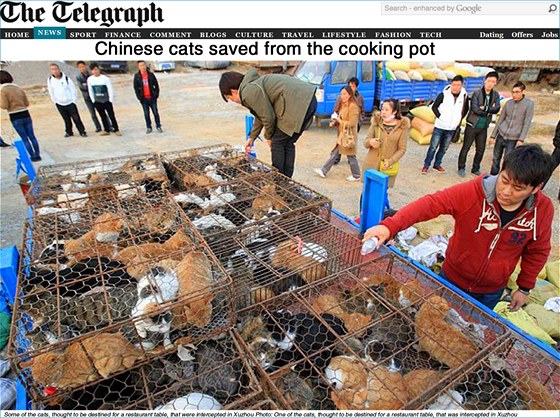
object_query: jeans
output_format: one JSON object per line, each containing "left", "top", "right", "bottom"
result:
{"left": 56, "top": 103, "right": 85, "bottom": 135}
{"left": 490, "top": 134, "right": 517, "bottom": 175}
{"left": 321, "top": 147, "right": 360, "bottom": 178}
{"left": 141, "top": 98, "right": 161, "bottom": 129}
{"left": 440, "top": 270, "right": 504, "bottom": 310}
{"left": 12, "top": 116, "right": 40, "bottom": 159}
{"left": 94, "top": 101, "right": 119, "bottom": 132}
{"left": 424, "top": 127, "right": 456, "bottom": 169}
{"left": 458, "top": 125, "right": 487, "bottom": 172}
{"left": 84, "top": 98, "right": 102, "bottom": 131}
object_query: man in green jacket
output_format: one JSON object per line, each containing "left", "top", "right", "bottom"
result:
{"left": 219, "top": 69, "right": 317, "bottom": 178}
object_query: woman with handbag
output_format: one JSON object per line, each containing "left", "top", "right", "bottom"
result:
{"left": 363, "top": 98, "right": 409, "bottom": 188}
{"left": 315, "top": 86, "right": 361, "bottom": 181}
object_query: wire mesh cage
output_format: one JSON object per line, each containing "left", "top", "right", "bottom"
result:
{"left": 209, "top": 212, "right": 364, "bottom": 314}
{"left": 173, "top": 172, "right": 332, "bottom": 247}
{"left": 161, "top": 144, "right": 275, "bottom": 192}
{"left": 232, "top": 251, "right": 536, "bottom": 411}
{"left": 27, "top": 153, "right": 169, "bottom": 208}
{"left": 9, "top": 190, "right": 236, "bottom": 405}
{"left": 31, "top": 331, "right": 265, "bottom": 410}
{"left": 413, "top": 336, "right": 560, "bottom": 410}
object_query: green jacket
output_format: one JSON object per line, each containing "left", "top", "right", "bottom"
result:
{"left": 239, "top": 68, "right": 316, "bottom": 140}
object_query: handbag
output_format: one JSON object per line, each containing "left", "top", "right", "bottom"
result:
{"left": 338, "top": 122, "right": 355, "bottom": 149}
{"left": 377, "top": 126, "right": 399, "bottom": 176}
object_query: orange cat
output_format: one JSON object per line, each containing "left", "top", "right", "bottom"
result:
{"left": 20, "top": 332, "right": 143, "bottom": 392}
{"left": 251, "top": 184, "right": 287, "bottom": 219}
{"left": 64, "top": 212, "right": 123, "bottom": 264}
{"left": 517, "top": 373, "right": 560, "bottom": 410}
{"left": 415, "top": 296, "right": 479, "bottom": 369}
{"left": 325, "top": 356, "right": 369, "bottom": 410}
{"left": 272, "top": 240, "right": 328, "bottom": 283}
{"left": 116, "top": 230, "right": 193, "bottom": 278}
{"left": 312, "top": 294, "right": 372, "bottom": 336}
{"left": 181, "top": 172, "right": 216, "bottom": 189}
{"left": 326, "top": 355, "right": 408, "bottom": 410}
{"left": 173, "top": 251, "right": 215, "bottom": 329}
{"left": 366, "top": 367, "right": 409, "bottom": 410}
{"left": 403, "top": 369, "right": 442, "bottom": 400}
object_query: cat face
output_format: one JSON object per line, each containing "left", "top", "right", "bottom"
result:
{"left": 132, "top": 262, "right": 179, "bottom": 348}
{"left": 93, "top": 212, "right": 124, "bottom": 243}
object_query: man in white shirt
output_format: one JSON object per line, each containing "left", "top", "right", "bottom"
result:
{"left": 47, "top": 63, "right": 87, "bottom": 138}
{"left": 87, "top": 62, "right": 122, "bottom": 136}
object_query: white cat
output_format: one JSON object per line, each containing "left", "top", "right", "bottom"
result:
{"left": 132, "top": 262, "right": 179, "bottom": 349}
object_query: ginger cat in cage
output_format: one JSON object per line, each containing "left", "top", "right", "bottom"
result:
{"left": 415, "top": 295, "right": 479, "bottom": 369}
{"left": 172, "top": 250, "right": 215, "bottom": 329}
{"left": 251, "top": 184, "right": 287, "bottom": 219}
{"left": 64, "top": 212, "right": 124, "bottom": 264}
{"left": 20, "top": 332, "right": 144, "bottom": 393}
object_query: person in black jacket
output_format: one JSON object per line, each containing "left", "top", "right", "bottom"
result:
{"left": 76, "top": 61, "right": 103, "bottom": 133}
{"left": 458, "top": 71, "right": 501, "bottom": 177}
{"left": 133, "top": 61, "right": 162, "bottom": 133}
{"left": 543, "top": 120, "right": 560, "bottom": 199}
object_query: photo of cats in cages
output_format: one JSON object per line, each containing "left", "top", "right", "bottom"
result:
{"left": 7, "top": 143, "right": 559, "bottom": 411}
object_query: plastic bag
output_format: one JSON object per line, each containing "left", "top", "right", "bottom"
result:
{"left": 412, "top": 117, "right": 435, "bottom": 137}
{"left": 543, "top": 297, "right": 560, "bottom": 313}
{"left": 494, "top": 302, "right": 556, "bottom": 345}
{"left": 408, "top": 235, "right": 448, "bottom": 267}
{"left": 0, "top": 378, "right": 16, "bottom": 410}
{"left": 397, "top": 226, "right": 418, "bottom": 243}
{"left": 394, "top": 70, "right": 411, "bottom": 82}
{"left": 524, "top": 303, "right": 560, "bottom": 338}
{"left": 409, "top": 106, "right": 436, "bottom": 123}
{"left": 545, "top": 260, "right": 560, "bottom": 287}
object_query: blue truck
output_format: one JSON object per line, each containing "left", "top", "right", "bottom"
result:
{"left": 294, "top": 61, "right": 485, "bottom": 121}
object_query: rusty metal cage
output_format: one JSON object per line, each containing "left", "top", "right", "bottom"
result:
{"left": 232, "top": 252, "right": 557, "bottom": 411}
{"left": 161, "top": 144, "right": 275, "bottom": 192}
{"left": 210, "top": 212, "right": 364, "bottom": 313}
{"left": 31, "top": 331, "right": 265, "bottom": 410}
{"left": 9, "top": 189, "right": 235, "bottom": 405}
{"left": 173, "top": 172, "right": 332, "bottom": 247}
{"left": 27, "top": 153, "right": 169, "bottom": 208}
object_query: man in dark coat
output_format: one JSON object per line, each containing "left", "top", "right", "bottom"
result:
{"left": 219, "top": 69, "right": 317, "bottom": 178}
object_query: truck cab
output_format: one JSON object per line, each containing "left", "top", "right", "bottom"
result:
{"left": 295, "top": 61, "right": 376, "bottom": 119}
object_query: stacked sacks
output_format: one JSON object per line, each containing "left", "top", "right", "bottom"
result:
{"left": 409, "top": 106, "right": 436, "bottom": 145}
{"left": 502, "top": 260, "right": 560, "bottom": 344}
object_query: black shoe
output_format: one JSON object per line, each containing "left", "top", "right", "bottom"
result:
{"left": 95, "top": 128, "right": 102, "bottom": 133}
{"left": 146, "top": 128, "right": 153, "bottom": 134}
{"left": 471, "top": 169, "right": 481, "bottom": 176}
{"left": 64, "top": 133, "right": 73, "bottom": 138}
{"left": 0, "top": 141, "right": 11, "bottom": 147}
{"left": 30, "top": 156, "right": 42, "bottom": 162}
{"left": 157, "top": 127, "right": 163, "bottom": 133}
{"left": 79, "top": 132, "right": 87, "bottom": 137}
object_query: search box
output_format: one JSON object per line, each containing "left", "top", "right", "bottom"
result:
{"left": 381, "top": 2, "right": 559, "bottom": 15}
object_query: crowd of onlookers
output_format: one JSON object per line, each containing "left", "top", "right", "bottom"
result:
{"left": 0, "top": 60, "right": 163, "bottom": 161}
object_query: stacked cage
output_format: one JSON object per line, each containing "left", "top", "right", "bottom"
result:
{"left": 234, "top": 253, "right": 560, "bottom": 411}
{"left": 9, "top": 187, "right": 239, "bottom": 409}
{"left": 26, "top": 153, "right": 169, "bottom": 209}
{"left": 9, "top": 144, "right": 560, "bottom": 411}
{"left": 162, "top": 145, "right": 332, "bottom": 248}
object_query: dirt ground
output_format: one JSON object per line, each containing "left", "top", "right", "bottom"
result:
{"left": 1, "top": 62, "right": 558, "bottom": 258}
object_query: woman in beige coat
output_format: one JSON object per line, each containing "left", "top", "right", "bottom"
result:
{"left": 315, "top": 86, "right": 361, "bottom": 181}
{"left": 363, "top": 98, "right": 409, "bottom": 188}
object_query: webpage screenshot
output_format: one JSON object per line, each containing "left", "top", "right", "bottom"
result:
{"left": 0, "top": 0, "right": 559, "bottom": 415}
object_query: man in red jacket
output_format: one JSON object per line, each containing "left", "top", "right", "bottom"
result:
{"left": 364, "top": 144, "right": 554, "bottom": 311}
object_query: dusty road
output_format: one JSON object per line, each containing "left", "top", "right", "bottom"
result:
{"left": 1, "top": 63, "right": 558, "bottom": 257}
